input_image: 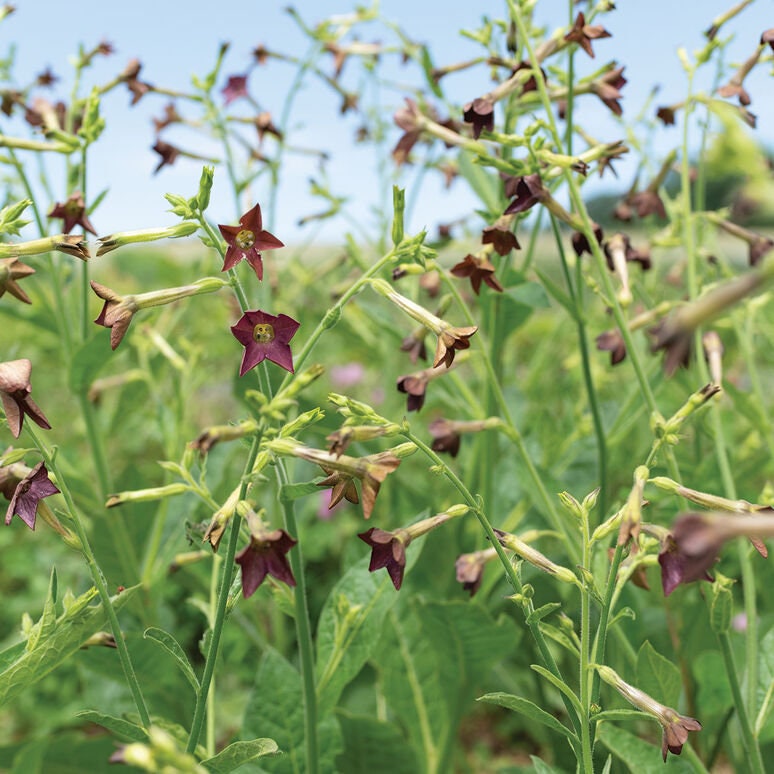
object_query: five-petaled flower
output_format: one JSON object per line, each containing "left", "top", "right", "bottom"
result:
{"left": 563, "top": 11, "right": 611, "bottom": 58}
{"left": 455, "top": 547, "right": 496, "bottom": 596}
{"left": 451, "top": 254, "right": 504, "bottom": 295}
{"left": 235, "top": 527, "right": 297, "bottom": 598}
{"left": 5, "top": 461, "right": 59, "bottom": 530}
{"left": 231, "top": 310, "right": 300, "bottom": 376}
{"left": 48, "top": 191, "right": 97, "bottom": 235}
{"left": 462, "top": 97, "right": 494, "bottom": 139}
{"left": 217, "top": 203, "right": 284, "bottom": 280}
{"left": 0, "top": 257, "right": 35, "bottom": 304}
{"left": 358, "top": 527, "right": 410, "bottom": 590}
{"left": 222, "top": 74, "right": 249, "bottom": 105}
{"left": 0, "top": 359, "right": 51, "bottom": 438}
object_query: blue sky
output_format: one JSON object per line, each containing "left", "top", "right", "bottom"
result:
{"left": 2, "top": 1, "right": 772, "bottom": 243}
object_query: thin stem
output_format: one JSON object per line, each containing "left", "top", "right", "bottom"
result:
{"left": 579, "top": 507, "right": 594, "bottom": 772}
{"left": 717, "top": 632, "right": 765, "bottom": 774}
{"left": 24, "top": 424, "right": 150, "bottom": 727}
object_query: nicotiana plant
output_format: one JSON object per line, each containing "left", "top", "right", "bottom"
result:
{"left": 1, "top": 1, "right": 774, "bottom": 772}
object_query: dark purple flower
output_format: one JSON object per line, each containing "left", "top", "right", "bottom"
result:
{"left": 400, "top": 331, "right": 428, "bottom": 364}
{"left": 152, "top": 102, "right": 182, "bottom": 133}
{"left": 235, "top": 528, "right": 297, "bottom": 597}
{"left": 5, "top": 461, "right": 59, "bottom": 530}
{"left": 48, "top": 191, "right": 97, "bottom": 235}
{"left": 482, "top": 217, "right": 520, "bottom": 255}
{"left": 630, "top": 190, "right": 667, "bottom": 219}
{"left": 572, "top": 223, "right": 604, "bottom": 257}
{"left": 591, "top": 65, "right": 627, "bottom": 116}
{"left": 397, "top": 373, "right": 428, "bottom": 412}
{"left": 503, "top": 173, "right": 545, "bottom": 215}
{"left": 358, "top": 527, "right": 409, "bottom": 590}
{"left": 120, "top": 59, "right": 153, "bottom": 105}
{"left": 230, "top": 310, "right": 300, "bottom": 376}
{"left": 563, "top": 11, "right": 611, "bottom": 58}
{"left": 656, "top": 106, "right": 677, "bottom": 125}
{"left": 596, "top": 329, "right": 627, "bottom": 365}
{"left": 222, "top": 74, "right": 249, "bottom": 105}
{"left": 428, "top": 417, "right": 461, "bottom": 457}
{"left": 0, "top": 360, "right": 51, "bottom": 438}
{"left": 455, "top": 548, "right": 495, "bottom": 596}
{"left": 450, "top": 254, "right": 503, "bottom": 295}
{"left": 217, "top": 203, "right": 284, "bottom": 279}
{"left": 658, "top": 515, "right": 717, "bottom": 597}
{"left": 152, "top": 140, "right": 180, "bottom": 174}
{"left": 762, "top": 28, "right": 774, "bottom": 51}
{"left": 462, "top": 97, "right": 494, "bottom": 139}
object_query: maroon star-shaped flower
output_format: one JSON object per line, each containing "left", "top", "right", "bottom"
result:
{"left": 462, "top": 97, "right": 494, "bottom": 139}
{"left": 217, "top": 203, "right": 284, "bottom": 279}
{"left": 450, "top": 254, "right": 504, "bottom": 295}
{"left": 358, "top": 527, "right": 409, "bottom": 590}
{"left": 231, "top": 310, "right": 300, "bottom": 376}
{"left": 235, "top": 528, "right": 297, "bottom": 597}
{"left": 48, "top": 191, "right": 97, "bottom": 235}
{"left": 5, "top": 461, "right": 59, "bottom": 530}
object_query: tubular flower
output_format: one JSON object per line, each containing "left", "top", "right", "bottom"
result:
{"left": 595, "top": 664, "right": 701, "bottom": 760}
{"left": 482, "top": 215, "right": 520, "bottom": 255}
{"left": 0, "top": 359, "right": 51, "bottom": 438}
{"left": 596, "top": 329, "right": 626, "bottom": 365}
{"left": 221, "top": 74, "right": 249, "bottom": 105}
{"left": 591, "top": 65, "right": 627, "bottom": 116}
{"left": 230, "top": 310, "right": 300, "bottom": 376}
{"left": 217, "top": 203, "right": 284, "bottom": 279}
{"left": 462, "top": 97, "right": 494, "bottom": 139}
{"left": 455, "top": 547, "right": 497, "bottom": 596}
{"left": 5, "top": 461, "right": 59, "bottom": 530}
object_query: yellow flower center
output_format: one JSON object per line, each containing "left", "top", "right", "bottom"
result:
{"left": 236, "top": 229, "right": 256, "bottom": 250}
{"left": 252, "top": 323, "right": 275, "bottom": 343}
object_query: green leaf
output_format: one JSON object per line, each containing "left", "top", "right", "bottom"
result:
{"left": 315, "top": 549, "right": 413, "bottom": 715}
{"left": 479, "top": 692, "right": 578, "bottom": 744}
{"left": 0, "top": 584, "right": 138, "bottom": 708}
{"left": 500, "top": 279, "right": 551, "bottom": 333}
{"left": 530, "top": 665, "right": 583, "bottom": 715}
{"left": 533, "top": 268, "right": 577, "bottom": 318}
{"left": 201, "top": 739, "right": 279, "bottom": 772}
{"left": 143, "top": 626, "right": 200, "bottom": 693}
{"left": 592, "top": 709, "right": 651, "bottom": 724}
{"left": 68, "top": 329, "right": 112, "bottom": 391}
{"left": 636, "top": 641, "right": 681, "bottom": 708}
{"left": 373, "top": 599, "right": 516, "bottom": 770}
{"left": 596, "top": 721, "right": 694, "bottom": 772}
{"left": 526, "top": 602, "right": 562, "bottom": 624}
{"left": 530, "top": 755, "right": 569, "bottom": 774}
{"left": 241, "top": 648, "right": 342, "bottom": 774}
{"left": 457, "top": 150, "right": 501, "bottom": 216}
{"left": 335, "top": 711, "right": 418, "bottom": 774}
{"left": 754, "top": 628, "right": 774, "bottom": 736}
{"left": 75, "top": 710, "right": 148, "bottom": 742}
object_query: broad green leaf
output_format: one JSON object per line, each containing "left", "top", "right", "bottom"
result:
{"left": 755, "top": 627, "right": 774, "bottom": 737}
{"left": 373, "top": 599, "right": 516, "bottom": 772}
{"left": 636, "top": 641, "right": 681, "bottom": 708}
{"left": 596, "top": 721, "right": 694, "bottom": 773}
{"left": 691, "top": 650, "right": 732, "bottom": 722}
{"left": 592, "top": 709, "right": 651, "bottom": 724}
{"left": 241, "top": 648, "right": 342, "bottom": 774}
{"left": 500, "top": 280, "right": 551, "bottom": 333}
{"left": 75, "top": 710, "right": 147, "bottom": 742}
{"left": 202, "top": 739, "right": 280, "bottom": 772}
{"left": 278, "top": 480, "right": 324, "bottom": 503}
{"left": 335, "top": 711, "right": 418, "bottom": 774}
{"left": 315, "top": 548, "right": 416, "bottom": 715}
{"left": 530, "top": 755, "right": 569, "bottom": 774}
{"left": 533, "top": 268, "right": 577, "bottom": 318}
{"left": 10, "top": 739, "right": 47, "bottom": 774}
{"left": 143, "top": 626, "right": 200, "bottom": 693}
{"left": 0, "top": 584, "right": 138, "bottom": 708}
{"left": 479, "top": 692, "right": 578, "bottom": 744}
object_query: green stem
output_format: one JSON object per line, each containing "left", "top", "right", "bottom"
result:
{"left": 717, "top": 632, "right": 765, "bottom": 774}
{"left": 591, "top": 544, "right": 625, "bottom": 702}
{"left": 186, "top": 439, "right": 257, "bottom": 753}
{"left": 402, "top": 429, "right": 582, "bottom": 737}
{"left": 24, "top": 424, "right": 151, "bottom": 727}
{"left": 579, "top": 508, "right": 594, "bottom": 772}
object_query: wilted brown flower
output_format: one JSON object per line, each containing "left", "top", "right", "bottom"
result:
{"left": 450, "top": 254, "right": 504, "bottom": 295}
{"left": 0, "top": 359, "right": 51, "bottom": 438}
{"left": 0, "top": 257, "right": 35, "bottom": 304}
{"left": 48, "top": 191, "right": 97, "bottom": 235}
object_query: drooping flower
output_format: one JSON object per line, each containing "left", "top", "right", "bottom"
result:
{"left": 563, "top": 11, "right": 611, "bottom": 58}
{"left": 217, "top": 203, "right": 284, "bottom": 279}
{"left": 152, "top": 102, "right": 182, "bottom": 133}
{"left": 358, "top": 527, "right": 410, "bottom": 589}
{"left": 462, "top": 97, "right": 494, "bottom": 139}
{"left": 0, "top": 257, "right": 35, "bottom": 304}
{"left": 428, "top": 417, "right": 461, "bottom": 457}
{"left": 482, "top": 215, "right": 520, "bottom": 256}
{"left": 450, "top": 254, "right": 504, "bottom": 295}
{"left": 120, "top": 59, "right": 153, "bottom": 105}
{"left": 392, "top": 98, "right": 424, "bottom": 166}
{"left": 400, "top": 328, "right": 428, "bottom": 364}
{"left": 571, "top": 223, "right": 603, "bottom": 257}
{"left": 0, "top": 359, "right": 51, "bottom": 438}
{"left": 222, "top": 74, "right": 249, "bottom": 105}
{"left": 48, "top": 191, "right": 97, "bottom": 235}
{"left": 591, "top": 65, "right": 627, "bottom": 116}
{"left": 595, "top": 664, "right": 701, "bottom": 761}
{"left": 455, "top": 547, "right": 497, "bottom": 596}
{"left": 152, "top": 140, "right": 180, "bottom": 173}
{"left": 503, "top": 173, "right": 545, "bottom": 215}
{"left": 596, "top": 329, "right": 627, "bottom": 365}
{"left": 230, "top": 310, "right": 300, "bottom": 376}
{"left": 5, "top": 461, "right": 59, "bottom": 529}
{"left": 235, "top": 527, "right": 297, "bottom": 597}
